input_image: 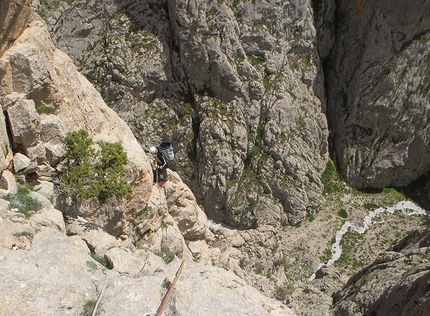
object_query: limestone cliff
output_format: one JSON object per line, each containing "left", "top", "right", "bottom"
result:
{"left": 324, "top": 0, "right": 430, "bottom": 188}
{"left": 0, "top": 2, "right": 295, "bottom": 314}
{"left": 38, "top": 0, "right": 430, "bottom": 228}
{"left": 39, "top": 0, "right": 329, "bottom": 227}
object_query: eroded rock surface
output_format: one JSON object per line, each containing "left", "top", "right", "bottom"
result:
{"left": 40, "top": 0, "right": 329, "bottom": 227}
{"left": 333, "top": 224, "right": 430, "bottom": 316}
{"left": 325, "top": 0, "right": 430, "bottom": 189}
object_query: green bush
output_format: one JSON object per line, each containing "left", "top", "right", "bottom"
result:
{"left": 157, "top": 245, "right": 175, "bottom": 264}
{"left": 337, "top": 208, "right": 348, "bottom": 218}
{"left": 61, "top": 129, "right": 132, "bottom": 203}
{"left": 6, "top": 186, "right": 42, "bottom": 218}
{"left": 82, "top": 299, "right": 96, "bottom": 316}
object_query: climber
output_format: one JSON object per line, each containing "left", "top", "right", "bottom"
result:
{"left": 149, "top": 145, "right": 167, "bottom": 185}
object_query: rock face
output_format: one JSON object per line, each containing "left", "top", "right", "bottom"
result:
{"left": 333, "top": 224, "right": 430, "bottom": 316}
{"left": 0, "top": 13, "right": 154, "bottom": 236}
{"left": 324, "top": 0, "right": 430, "bottom": 188}
{"left": 40, "top": 0, "right": 329, "bottom": 227}
{"left": 0, "top": 0, "right": 32, "bottom": 57}
{"left": 0, "top": 192, "right": 294, "bottom": 316}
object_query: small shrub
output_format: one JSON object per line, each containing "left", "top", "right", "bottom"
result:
{"left": 337, "top": 208, "right": 348, "bottom": 218}
{"left": 82, "top": 299, "right": 96, "bottom": 316}
{"left": 61, "top": 129, "right": 132, "bottom": 203}
{"left": 157, "top": 245, "right": 175, "bottom": 264}
{"left": 6, "top": 186, "right": 42, "bottom": 218}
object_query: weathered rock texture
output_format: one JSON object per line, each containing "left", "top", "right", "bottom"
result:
{"left": 40, "top": 0, "right": 329, "bottom": 227}
{"left": 0, "top": 0, "right": 32, "bottom": 57}
{"left": 333, "top": 224, "right": 430, "bottom": 316}
{"left": 325, "top": 0, "right": 430, "bottom": 188}
{"left": 0, "top": 13, "right": 154, "bottom": 236}
{"left": 0, "top": 192, "right": 294, "bottom": 316}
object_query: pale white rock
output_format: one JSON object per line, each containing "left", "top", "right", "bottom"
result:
{"left": 164, "top": 170, "right": 207, "bottom": 240}
{"left": 0, "top": 169, "right": 17, "bottom": 196}
{"left": 30, "top": 208, "right": 66, "bottom": 233}
{"left": 33, "top": 180, "right": 55, "bottom": 200}
{"left": 6, "top": 98, "right": 41, "bottom": 148}
{"left": 105, "top": 247, "right": 147, "bottom": 276}
{"left": 12, "top": 152, "right": 31, "bottom": 172}
{"left": 66, "top": 217, "right": 119, "bottom": 255}
{"left": 29, "top": 190, "right": 52, "bottom": 210}
{"left": 0, "top": 199, "right": 9, "bottom": 215}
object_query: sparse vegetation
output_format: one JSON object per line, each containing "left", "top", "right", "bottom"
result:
{"left": 321, "top": 160, "right": 347, "bottom": 195}
{"left": 247, "top": 54, "right": 266, "bottom": 66}
{"left": 13, "top": 231, "right": 33, "bottom": 239}
{"left": 82, "top": 299, "right": 96, "bottom": 316}
{"left": 5, "top": 186, "right": 42, "bottom": 218}
{"left": 36, "top": 104, "right": 56, "bottom": 115}
{"left": 157, "top": 245, "right": 175, "bottom": 264}
{"left": 90, "top": 253, "right": 109, "bottom": 269}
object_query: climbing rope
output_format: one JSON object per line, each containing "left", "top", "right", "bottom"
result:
{"left": 155, "top": 260, "right": 185, "bottom": 316}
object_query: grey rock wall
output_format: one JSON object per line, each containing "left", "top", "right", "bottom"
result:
{"left": 40, "top": 0, "right": 329, "bottom": 227}
{"left": 37, "top": 0, "right": 430, "bottom": 224}
{"left": 325, "top": 0, "right": 430, "bottom": 188}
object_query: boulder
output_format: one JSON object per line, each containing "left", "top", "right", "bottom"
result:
{"left": 164, "top": 170, "right": 207, "bottom": 240}
{"left": 12, "top": 152, "right": 31, "bottom": 172}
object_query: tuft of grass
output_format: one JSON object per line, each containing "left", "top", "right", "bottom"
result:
{"left": 337, "top": 208, "right": 348, "bottom": 218}
{"left": 6, "top": 186, "right": 42, "bottom": 218}
{"left": 90, "top": 253, "right": 110, "bottom": 269}
{"left": 13, "top": 231, "right": 33, "bottom": 239}
{"left": 156, "top": 245, "right": 175, "bottom": 264}
{"left": 36, "top": 104, "right": 56, "bottom": 115}
{"left": 82, "top": 299, "right": 96, "bottom": 316}
{"left": 247, "top": 54, "right": 266, "bottom": 66}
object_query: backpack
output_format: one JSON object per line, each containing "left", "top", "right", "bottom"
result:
{"left": 158, "top": 141, "right": 174, "bottom": 162}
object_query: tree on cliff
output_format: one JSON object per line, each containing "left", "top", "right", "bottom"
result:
{"left": 61, "top": 129, "right": 132, "bottom": 203}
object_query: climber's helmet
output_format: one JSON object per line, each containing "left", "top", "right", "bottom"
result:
{"left": 149, "top": 146, "right": 157, "bottom": 154}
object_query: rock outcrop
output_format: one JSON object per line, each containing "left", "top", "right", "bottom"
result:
{"left": 333, "top": 223, "right": 430, "bottom": 316}
{"left": 324, "top": 0, "right": 430, "bottom": 188}
{"left": 0, "top": 193, "right": 294, "bottom": 315}
{"left": 0, "top": 13, "right": 153, "bottom": 236}
{"left": 40, "top": 0, "right": 329, "bottom": 227}
{"left": 0, "top": 0, "right": 32, "bottom": 57}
